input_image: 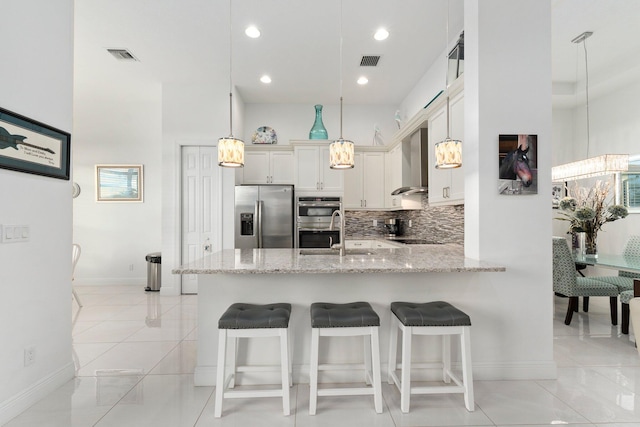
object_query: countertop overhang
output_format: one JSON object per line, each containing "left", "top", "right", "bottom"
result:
{"left": 172, "top": 244, "right": 505, "bottom": 275}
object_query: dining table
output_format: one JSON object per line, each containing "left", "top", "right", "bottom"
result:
{"left": 575, "top": 253, "right": 640, "bottom": 275}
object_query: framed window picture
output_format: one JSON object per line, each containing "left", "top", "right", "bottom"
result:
{"left": 0, "top": 106, "right": 71, "bottom": 180}
{"left": 95, "top": 164, "right": 143, "bottom": 202}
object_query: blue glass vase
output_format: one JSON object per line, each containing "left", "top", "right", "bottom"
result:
{"left": 309, "top": 104, "right": 328, "bottom": 140}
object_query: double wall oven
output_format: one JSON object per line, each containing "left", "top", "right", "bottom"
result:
{"left": 296, "top": 196, "right": 342, "bottom": 248}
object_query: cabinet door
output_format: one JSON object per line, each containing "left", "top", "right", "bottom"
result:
{"left": 362, "top": 152, "right": 385, "bottom": 208}
{"left": 343, "top": 152, "right": 363, "bottom": 208}
{"left": 243, "top": 151, "right": 271, "bottom": 184}
{"left": 428, "top": 107, "right": 450, "bottom": 205}
{"left": 295, "top": 146, "right": 321, "bottom": 191}
{"left": 448, "top": 91, "right": 465, "bottom": 202}
{"left": 319, "top": 146, "right": 344, "bottom": 192}
{"left": 385, "top": 144, "right": 403, "bottom": 208}
{"left": 270, "top": 151, "right": 294, "bottom": 184}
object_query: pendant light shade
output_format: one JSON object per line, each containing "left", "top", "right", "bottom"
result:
{"left": 330, "top": 138, "right": 355, "bottom": 169}
{"left": 551, "top": 31, "right": 628, "bottom": 181}
{"left": 218, "top": 136, "right": 244, "bottom": 168}
{"left": 329, "top": 1, "right": 354, "bottom": 170}
{"left": 435, "top": 0, "right": 462, "bottom": 170}
{"left": 435, "top": 138, "right": 462, "bottom": 169}
{"left": 218, "top": 0, "right": 244, "bottom": 168}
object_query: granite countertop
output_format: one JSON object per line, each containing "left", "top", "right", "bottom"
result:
{"left": 172, "top": 244, "right": 505, "bottom": 275}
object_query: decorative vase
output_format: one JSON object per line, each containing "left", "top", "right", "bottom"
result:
{"left": 585, "top": 231, "right": 598, "bottom": 258}
{"left": 309, "top": 104, "right": 328, "bottom": 140}
{"left": 573, "top": 232, "right": 586, "bottom": 256}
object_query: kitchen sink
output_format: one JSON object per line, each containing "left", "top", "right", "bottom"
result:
{"left": 299, "top": 248, "right": 374, "bottom": 256}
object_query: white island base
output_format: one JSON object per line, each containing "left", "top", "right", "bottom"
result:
{"left": 168, "top": 246, "right": 552, "bottom": 387}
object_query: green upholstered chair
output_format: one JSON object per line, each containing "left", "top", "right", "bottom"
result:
{"left": 553, "top": 237, "right": 619, "bottom": 325}
{"left": 592, "top": 236, "right": 640, "bottom": 293}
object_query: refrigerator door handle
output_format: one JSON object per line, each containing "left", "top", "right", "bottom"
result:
{"left": 256, "top": 200, "right": 264, "bottom": 248}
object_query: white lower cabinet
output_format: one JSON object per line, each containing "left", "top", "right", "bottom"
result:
{"left": 344, "top": 151, "right": 385, "bottom": 209}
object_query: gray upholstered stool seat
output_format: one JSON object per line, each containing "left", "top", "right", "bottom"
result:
{"left": 388, "top": 301, "right": 474, "bottom": 413}
{"left": 309, "top": 302, "right": 382, "bottom": 415}
{"left": 391, "top": 301, "right": 471, "bottom": 327}
{"left": 215, "top": 303, "right": 292, "bottom": 418}
{"left": 310, "top": 301, "right": 380, "bottom": 328}
{"left": 219, "top": 302, "right": 291, "bottom": 329}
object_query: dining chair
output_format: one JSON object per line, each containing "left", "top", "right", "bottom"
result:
{"left": 591, "top": 236, "right": 640, "bottom": 293}
{"left": 72, "top": 243, "right": 83, "bottom": 307}
{"left": 553, "top": 237, "right": 619, "bottom": 325}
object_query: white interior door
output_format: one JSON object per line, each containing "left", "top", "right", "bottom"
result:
{"left": 181, "top": 146, "right": 221, "bottom": 294}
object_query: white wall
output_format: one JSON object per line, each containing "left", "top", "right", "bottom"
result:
{"left": 0, "top": 0, "right": 75, "bottom": 423}
{"left": 72, "top": 85, "right": 162, "bottom": 285}
{"left": 243, "top": 103, "right": 398, "bottom": 147}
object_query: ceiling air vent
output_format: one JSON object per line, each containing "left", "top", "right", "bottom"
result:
{"left": 360, "top": 55, "right": 381, "bottom": 67}
{"left": 107, "top": 49, "right": 139, "bottom": 62}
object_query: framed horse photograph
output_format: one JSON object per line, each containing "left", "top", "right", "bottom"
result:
{"left": 498, "top": 134, "right": 538, "bottom": 195}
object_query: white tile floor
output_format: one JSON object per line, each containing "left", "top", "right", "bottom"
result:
{"left": 6, "top": 286, "right": 640, "bottom": 427}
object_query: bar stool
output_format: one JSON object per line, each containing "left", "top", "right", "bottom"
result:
{"left": 388, "top": 301, "right": 474, "bottom": 413}
{"left": 309, "top": 302, "right": 383, "bottom": 415}
{"left": 214, "top": 303, "right": 292, "bottom": 418}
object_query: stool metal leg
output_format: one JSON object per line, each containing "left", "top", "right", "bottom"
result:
{"left": 309, "top": 328, "right": 320, "bottom": 415}
{"left": 388, "top": 315, "right": 398, "bottom": 385}
{"left": 288, "top": 327, "right": 293, "bottom": 387}
{"left": 214, "top": 329, "right": 228, "bottom": 418}
{"left": 280, "top": 328, "right": 291, "bottom": 416}
{"left": 461, "top": 326, "right": 475, "bottom": 411}
{"left": 400, "top": 324, "right": 412, "bottom": 413}
{"left": 370, "top": 326, "right": 383, "bottom": 414}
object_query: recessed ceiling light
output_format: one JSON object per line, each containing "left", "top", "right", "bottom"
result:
{"left": 245, "top": 26, "right": 261, "bottom": 38}
{"left": 260, "top": 75, "right": 272, "bottom": 84}
{"left": 374, "top": 28, "right": 389, "bottom": 41}
{"left": 357, "top": 77, "right": 369, "bottom": 85}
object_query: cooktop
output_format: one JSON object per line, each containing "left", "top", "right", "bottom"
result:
{"left": 391, "top": 239, "right": 441, "bottom": 245}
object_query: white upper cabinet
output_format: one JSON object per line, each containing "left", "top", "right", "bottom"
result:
{"left": 240, "top": 149, "right": 294, "bottom": 185}
{"left": 427, "top": 89, "right": 464, "bottom": 206}
{"left": 344, "top": 151, "right": 385, "bottom": 209}
{"left": 294, "top": 144, "right": 343, "bottom": 193}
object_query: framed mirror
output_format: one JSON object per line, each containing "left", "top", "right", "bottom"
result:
{"left": 95, "top": 164, "right": 143, "bottom": 202}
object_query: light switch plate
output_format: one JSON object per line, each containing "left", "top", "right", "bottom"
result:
{"left": 1, "top": 224, "right": 30, "bottom": 243}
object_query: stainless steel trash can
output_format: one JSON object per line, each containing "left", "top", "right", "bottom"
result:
{"left": 145, "top": 252, "right": 161, "bottom": 292}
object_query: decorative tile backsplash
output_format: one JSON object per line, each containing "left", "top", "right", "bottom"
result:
{"left": 344, "top": 195, "right": 464, "bottom": 245}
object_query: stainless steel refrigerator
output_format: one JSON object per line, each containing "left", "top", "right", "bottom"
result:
{"left": 234, "top": 185, "right": 294, "bottom": 249}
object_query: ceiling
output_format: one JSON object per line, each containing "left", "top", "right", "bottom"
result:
{"left": 74, "top": 0, "right": 640, "bottom": 107}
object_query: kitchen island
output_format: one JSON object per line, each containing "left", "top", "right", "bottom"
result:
{"left": 173, "top": 244, "right": 506, "bottom": 386}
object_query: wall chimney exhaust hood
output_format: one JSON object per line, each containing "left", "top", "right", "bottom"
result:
{"left": 391, "top": 128, "right": 428, "bottom": 195}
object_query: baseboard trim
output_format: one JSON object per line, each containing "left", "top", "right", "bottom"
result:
{"left": 0, "top": 362, "right": 75, "bottom": 425}
{"left": 75, "top": 278, "right": 146, "bottom": 286}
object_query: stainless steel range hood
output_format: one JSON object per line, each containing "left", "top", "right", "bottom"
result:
{"left": 391, "top": 128, "right": 428, "bottom": 195}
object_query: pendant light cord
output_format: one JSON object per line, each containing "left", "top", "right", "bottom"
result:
{"left": 339, "top": 0, "right": 344, "bottom": 140}
{"left": 228, "top": 0, "right": 234, "bottom": 137}
{"left": 582, "top": 37, "right": 590, "bottom": 159}
{"left": 445, "top": 0, "right": 451, "bottom": 139}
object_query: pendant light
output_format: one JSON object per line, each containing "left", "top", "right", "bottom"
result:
{"left": 434, "top": 0, "right": 462, "bottom": 169}
{"left": 218, "top": 0, "right": 244, "bottom": 168}
{"left": 551, "top": 31, "right": 628, "bottom": 181}
{"left": 329, "top": 0, "right": 355, "bottom": 170}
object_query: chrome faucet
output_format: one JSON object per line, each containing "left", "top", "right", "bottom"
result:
{"left": 329, "top": 208, "right": 345, "bottom": 256}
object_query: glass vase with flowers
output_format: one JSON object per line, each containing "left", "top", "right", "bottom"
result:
{"left": 557, "top": 180, "right": 628, "bottom": 258}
